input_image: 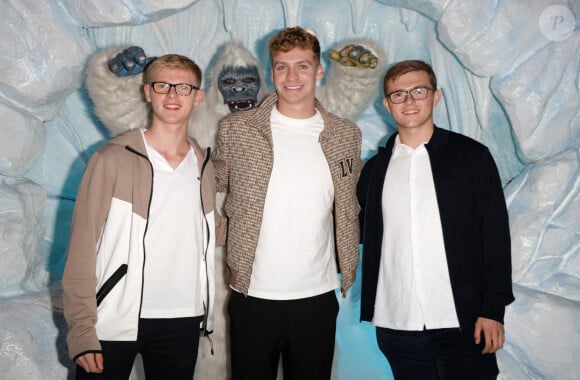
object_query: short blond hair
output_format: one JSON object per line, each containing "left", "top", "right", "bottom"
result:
{"left": 144, "top": 54, "right": 202, "bottom": 86}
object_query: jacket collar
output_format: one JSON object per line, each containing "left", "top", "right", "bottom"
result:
{"left": 109, "top": 129, "right": 148, "bottom": 156}
{"left": 425, "top": 125, "right": 449, "bottom": 152}
{"left": 108, "top": 128, "right": 208, "bottom": 169}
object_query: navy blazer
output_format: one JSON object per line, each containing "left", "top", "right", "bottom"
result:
{"left": 358, "top": 126, "right": 514, "bottom": 333}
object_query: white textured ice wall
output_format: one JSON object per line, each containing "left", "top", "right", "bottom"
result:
{"left": 0, "top": 1, "right": 577, "bottom": 380}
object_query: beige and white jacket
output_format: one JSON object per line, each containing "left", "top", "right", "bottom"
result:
{"left": 62, "top": 129, "right": 226, "bottom": 360}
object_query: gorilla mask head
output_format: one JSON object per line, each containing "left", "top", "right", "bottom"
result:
{"left": 218, "top": 64, "right": 261, "bottom": 112}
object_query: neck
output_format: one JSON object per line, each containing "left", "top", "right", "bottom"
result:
{"left": 275, "top": 101, "right": 316, "bottom": 119}
{"left": 398, "top": 124, "right": 435, "bottom": 149}
{"left": 144, "top": 122, "right": 191, "bottom": 167}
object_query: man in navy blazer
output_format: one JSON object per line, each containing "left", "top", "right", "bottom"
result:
{"left": 358, "top": 60, "right": 514, "bottom": 380}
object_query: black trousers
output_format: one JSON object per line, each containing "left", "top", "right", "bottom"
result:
{"left": 376, "top": 327, "right": 499, "bottom": 380}
{"left": 75, "top": 316, "right": 203, "bottom": 380}
{"left": 228, "top": 290, "right": 339, "bottom": 380}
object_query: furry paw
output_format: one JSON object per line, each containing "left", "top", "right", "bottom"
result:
{"left": 329, "top": 44, "right": 378, "bottom": 69}
{"left": 108, "top": 46, "right": 155, "bottom": 77}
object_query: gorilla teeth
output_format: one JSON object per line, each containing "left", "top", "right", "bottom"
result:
{"left": 229, "top": 100, "right": 255, "bottom": 111}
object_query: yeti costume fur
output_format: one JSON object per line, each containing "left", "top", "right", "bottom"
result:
{"left": 86, "top": 40, "right": 383, "bottom": 146}
{"left": 86, "top": 43, "right": 269, "bottom": 149}
{"left": 85, "top": 40, "right": 383, "bottom": 380}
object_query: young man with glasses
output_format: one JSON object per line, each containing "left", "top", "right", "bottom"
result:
{"left": 212, "top": 27, "right": 361, "bottom": 380}
{"left": 62, "top": 54, "right": 225, "bottom": 379}
{"left": 357, "top": 60, "right": 514, "bottom": 379}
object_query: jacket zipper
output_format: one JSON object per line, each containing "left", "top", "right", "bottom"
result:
{"left": 125, "top": 145, "right": 154, "bottom": 320}
{"left": 199, "top": 147, "right": 214, "bottom": 354}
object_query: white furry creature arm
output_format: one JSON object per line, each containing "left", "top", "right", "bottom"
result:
{"left": 317, "top": 41, "right": 385, "bottom": 120}
{"left": 85, "top": 47, "right": 151, "bottom": 137}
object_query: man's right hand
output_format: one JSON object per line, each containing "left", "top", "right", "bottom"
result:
{"left": 75, "top": 352, "right": 104, "bottom": 373}
{"left": 108, "top": 46, "right": 154, "bottom": 77}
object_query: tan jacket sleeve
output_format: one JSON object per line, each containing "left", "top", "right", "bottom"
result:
{"left": 214, "top": 211, "right": 227, "bottom": 247}
{"left": 61, "top": 152, "right": 114, "bottom": 360}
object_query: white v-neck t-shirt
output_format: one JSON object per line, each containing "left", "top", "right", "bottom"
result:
{"left": 140, "top": 129, "right": 205, "bottom": 318}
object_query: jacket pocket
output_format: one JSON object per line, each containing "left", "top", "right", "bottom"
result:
{"left": 96, "top": 264, "right": 128, "bottom": 306}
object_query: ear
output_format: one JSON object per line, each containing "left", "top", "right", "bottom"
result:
{"left": 194, "top": 89, "right": 205, "bottom": 106}
{"left": 433, "top": 89, "right": 441, "bottom": 107}
{"left": 144, "top": 84, "right": 152, "bottom": 103}
{"left": 316, "top": 63, "right": 324, "bottom": 80}
{"left": 383, "top": 97, "right": 392, "bottom": 114}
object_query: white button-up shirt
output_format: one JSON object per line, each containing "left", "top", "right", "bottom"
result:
{"left": 372, "top": 136, "right": 459, "bottom": 330}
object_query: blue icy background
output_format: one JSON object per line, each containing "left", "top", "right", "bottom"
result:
{"left": 0, "top": 1, "right": 578, "bottom": 379}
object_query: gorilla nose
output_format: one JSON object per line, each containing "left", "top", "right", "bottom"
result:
{"left": 233, "top": 86, "right": 245, "bottom": 93}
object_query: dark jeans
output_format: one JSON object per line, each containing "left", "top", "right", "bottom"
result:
{"left": 376, "top": 327, "right": 499, "bottom": 380}
{"left": 75, "top": 316, "right": 203, "bottom": 380}
{"left": 229, "top": 290, "right": 339, "bottom": 380}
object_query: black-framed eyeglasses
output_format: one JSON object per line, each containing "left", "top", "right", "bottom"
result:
{"left": 150, "top": 82, "right": 200, "bottom": 96}
{"left": 386, "top": 86, "right": 434, "bottom": 104}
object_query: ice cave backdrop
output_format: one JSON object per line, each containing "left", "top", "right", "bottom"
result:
{"left": 0, "top": 0, "right": 578, "bottom": 379}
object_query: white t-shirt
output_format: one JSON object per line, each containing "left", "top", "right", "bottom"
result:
{"left": 140, "top": 130, "right": 205, "bottom": 318}
{"left": 248, "top": 107, "right": 339, "bottom": 300}
{"left": 373, "top": 136, "right": 459, "bottom": 330}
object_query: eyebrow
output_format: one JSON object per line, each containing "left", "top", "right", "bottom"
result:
{"left": 389, "top": 85, "right": 430, "bottom": 92}
{"left": 273, "top": 60, "right": 314, "bottom": 66}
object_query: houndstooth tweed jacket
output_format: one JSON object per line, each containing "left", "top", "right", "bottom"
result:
{"left": 213, "top": 92, "right": 362, "bottom": 296}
